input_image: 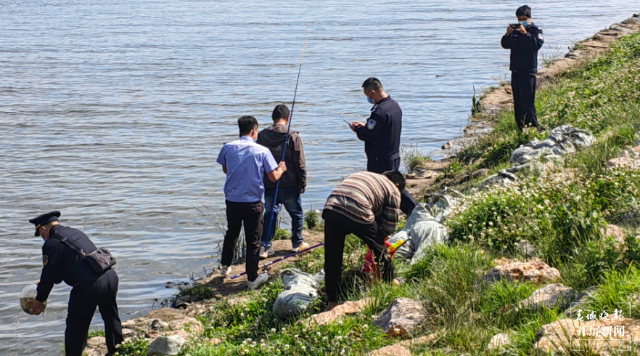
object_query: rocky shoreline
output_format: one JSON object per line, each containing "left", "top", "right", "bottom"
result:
{"left": 86, "top": 13, "right": 640, "bottom": 356}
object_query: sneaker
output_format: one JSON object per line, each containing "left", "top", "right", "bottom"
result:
{"left": 292, "top": 242, "right": 310, "bottom": 252}
{"left": 247, "top": 272, "right": 269, "bottom": 290}
{"left": 259, "top": 245, "right": 275, "bottom": 259}
{"left": 220, "top": 265, "right": 232, "bottom": 277}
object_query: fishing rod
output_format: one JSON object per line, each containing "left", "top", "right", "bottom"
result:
{"left": 230, "top": 33, "right": 310, "bottom": 280}
{"left": 230, "top": 242, "right": 324, "bottom": 279}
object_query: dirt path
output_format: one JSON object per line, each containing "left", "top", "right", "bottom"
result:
{"left": 196, "top": 229, "right": 325, "bottom": 296}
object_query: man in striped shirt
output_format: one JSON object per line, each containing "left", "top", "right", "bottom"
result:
{"left": 322, "top": 171, "right": 405, "bottom": 311}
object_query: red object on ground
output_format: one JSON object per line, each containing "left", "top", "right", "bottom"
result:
{"left": 360, "top": 238, "right": 405, "bottom": 280}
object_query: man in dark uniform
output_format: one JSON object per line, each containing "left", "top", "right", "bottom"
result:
{"left": 27, "top": 211, "right": 123, "bottom": 356}
{"left": 501, "top": 5, "right": 545, "bottom": 131}
{"left": 349, "top": 77, "right": 417, "bottom": 216}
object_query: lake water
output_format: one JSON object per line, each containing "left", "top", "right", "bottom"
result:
{"left": 1, "top": 0, "right": 638, "bottom": 354}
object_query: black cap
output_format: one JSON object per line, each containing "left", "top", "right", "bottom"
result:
{"left": 29, "top": 211, "right": 61, "bottom": 236}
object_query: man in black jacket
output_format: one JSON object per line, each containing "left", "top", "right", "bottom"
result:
{"left": 501, "top": 5, "right": 545, "bottom": 131}
{"left": 27, "top": 211, "right": 123, "bottom": 356}
{"left": 349, "top": 77, "right": 417, "bottom": 216}
{"left": 257, "top": 104, "right": 308, "bottom": 257}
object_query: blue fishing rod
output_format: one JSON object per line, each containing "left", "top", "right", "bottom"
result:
{"left": 231, "top": 35, "right": 317, "bottom": 280}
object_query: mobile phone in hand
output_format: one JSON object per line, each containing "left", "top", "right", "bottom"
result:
{"left": 510, "top": 23, "right": 521, "bottom": 29}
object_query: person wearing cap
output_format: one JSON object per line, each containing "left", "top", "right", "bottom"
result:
{"left": 348, "top": 77, "right": 418, "bottom": 217}
{"left": 28, "top": 211, "right": 123, "bottom": 356}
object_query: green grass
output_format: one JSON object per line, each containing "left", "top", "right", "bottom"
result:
{"left": 401, "top": 144, "right": 432, "bottom": 171}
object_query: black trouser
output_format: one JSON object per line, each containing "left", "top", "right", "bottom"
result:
{"left": 511, "top": 72, "right": 540, "bottom": 130}
{"left": 323, "top": 209, "right": 394, "bottom": 303}
{"left": 221, "top": 200, "right": 263, "bottom": 282}
{"left": 65, "top": 269, "right": 123, "bottom": 356}
{"left": 368, "top": 157, "right": 418, "bottom": 216}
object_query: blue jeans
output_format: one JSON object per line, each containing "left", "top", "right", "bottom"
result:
{"left": 261, "top": 186, "right": 304, "bottom": 249}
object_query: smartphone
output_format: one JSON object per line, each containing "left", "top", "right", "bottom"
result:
{"left": 510, "top": 23, "right": 522, "bottom": 29}
{"left": 343, "top": 119, "right": 352, "bottom": 125}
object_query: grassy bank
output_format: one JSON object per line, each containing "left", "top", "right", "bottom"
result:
{"left": 114, "top": 33, "right": 640, "bottom": 355}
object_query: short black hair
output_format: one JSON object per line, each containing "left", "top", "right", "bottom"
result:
{"left": 516, "top": 5, "right": 531, "bottom": 18}
{"left": 362, "top": 77, "right": 383, "bottom": 92}
{"left": 238, "top": 115, "right": 258, "bottom": 136}
{"left": 272, "top": 104, "right": 290, "bottom": 122}
{"left": 382, "top": 171, "right": 406, "bottom": 192}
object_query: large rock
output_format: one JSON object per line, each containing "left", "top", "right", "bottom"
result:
{"left": 373, "top": 298, "right": 425, "bottom": 338}
{"left": 607, "top": 157, "right": 640, "bottom": 170}
{"left": 487, "top": 333, "right": 511, "bottom": 351}
{"left": 368, "top": 345, "right": 412, "bottom": 356}
{"left": 534, "top": 317, "right": 640, "bottom": 353}
{"left": 305, "top": 298, "right": 374, "bottom": 326}
{"left": 517, "top": 284, "right": 579, "bottom": 310}
{"left": 604, "top": 224, "right": 627, "bottom": 249}
{"left": 146, "top": 335, "right": 186, "bottom": 356}
{"left": 122, "top": 308, "right": 203, "bottom": 337}
{"left": 483, "top": 258, "right": 560, "bottom": 285}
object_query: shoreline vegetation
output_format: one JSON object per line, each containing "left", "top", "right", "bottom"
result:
{"left": 86, "top": 13, "right": 640, "bottom": 356}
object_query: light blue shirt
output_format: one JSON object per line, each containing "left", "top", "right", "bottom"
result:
{"left": 217, "top": 136, "right": 278, "bottom": 203}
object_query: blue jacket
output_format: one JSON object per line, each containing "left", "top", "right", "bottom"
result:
{"left": 355, "top": 96, "right": 402, "bottom": 174}
{"left": 501, "top": 24, "right": 544, "bottom": 74}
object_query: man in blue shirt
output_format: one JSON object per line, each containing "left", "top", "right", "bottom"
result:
{"left": 217, "top": 116, "right": 287, "bottom": 289}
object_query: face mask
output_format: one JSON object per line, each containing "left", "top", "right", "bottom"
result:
{"left": 367, "top": 93, "right": 375, "bottom": 104}
{"left": 520, "top": 21, "right": 530, "bottom": 27}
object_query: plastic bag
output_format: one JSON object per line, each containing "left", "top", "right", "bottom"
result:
{"left": 272, "top": 269, "right": 320, "bottom": 317}
{"left": 20, "top": 284, "right": 47, "bottom": 315}
{"left": 386, "top": 203, "right": 449, "bottom": 264}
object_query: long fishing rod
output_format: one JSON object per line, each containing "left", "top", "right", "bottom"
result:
{"left": 230, "top": 34, "right": 310, "bottom": 280}
{"left": 230, "top": 242, "right": 324, "bottom": 279}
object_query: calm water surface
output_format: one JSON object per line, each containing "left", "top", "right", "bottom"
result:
{"left": 1, "top": 0, "right": 638, "bottom": 354}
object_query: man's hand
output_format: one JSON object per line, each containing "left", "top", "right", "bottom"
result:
{"left": 267, "top": 162, "right": 287, "bottom": 182}
{"left": 349, "top": 122, "right": 365, "bottom": 132}
{"left": 29, "top": 300, "right": 44, "bottom": 315}
{"left": 517, "top": 24, "right": 527, "bottom": 34}
{"left": 300, "top": 187, "right": 306, "bottom": 194}
{"left": 506, "top": 25, "right": 514, "bottom": 35}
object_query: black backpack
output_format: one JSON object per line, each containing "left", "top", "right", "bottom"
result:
{"left": 56, "top": 236, "right": 116, "bottom": 274}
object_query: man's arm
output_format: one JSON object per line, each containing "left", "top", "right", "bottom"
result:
{"left": 293, "top": 134, "right": 307, "bottom": 193}
{"left": 528, "top": 27, "right": 544, "bottom": 50}
{"left": 35, "top": 241, "right": 64, "bottom": 303}
{"left": 267, "top": 162, "right": 287, "bottom": 182}
{"left": 379, "top": 191, "right": 401, "bottom": 236}
{"left": 355, "top": 112, "right": 387, "bottom": 142}
{"left": 216, "top": 146, "right": 227, "bottom": 174}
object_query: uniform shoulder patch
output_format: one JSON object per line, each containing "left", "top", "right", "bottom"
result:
{"left": 43, "top": 255, "right": 48, "bottom": 266}
{"left": 366, "top": 119, "right": 377, "bottom": 130}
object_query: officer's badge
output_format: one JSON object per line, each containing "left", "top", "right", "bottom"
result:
{"left": 366, "top": 119, "right": 377, "bottom": 130}
{"left": 43, "top": 255, "right": 48, "bottom": 266}
{"left": 538, "top": 31, "right": 544, "bottom": 40}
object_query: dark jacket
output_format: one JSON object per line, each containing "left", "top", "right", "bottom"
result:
{"left": 355, "top": 96, "right": 402, "bottom": 174}
{"left": 501, "top": 24, "right": 544, "bottom": 74}
{"left": 36, "top": 225, "right": 102, "bottom": 302}
{"left": 257, "top": 124, "right": 307, "bottom": 190}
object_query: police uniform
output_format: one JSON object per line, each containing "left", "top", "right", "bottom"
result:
{"left": 355, "top": 96, "right": 417, "bottom": 216}
{"left": 30, "top": 211, "right": 123, "bottom": 356}
{"left": 501, "top": 23, "right": 544, "bottom": 130}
